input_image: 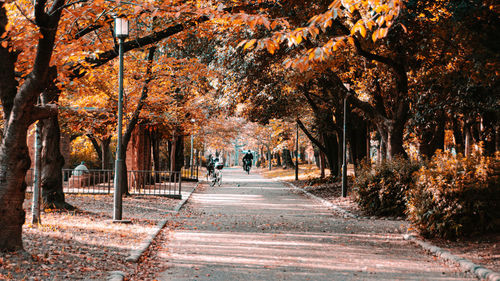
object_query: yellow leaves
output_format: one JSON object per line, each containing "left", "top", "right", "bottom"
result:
{"left": 371, "top": 27, "right": 388, "bottom": 42}
{"left": 351, "top": 21, "right": 367, "bottom": 38}
{"left": 266, "top": 40, "right": 278, "bottom": 55}
{"left": 379, "top": 28, "right": 388, "bottom": 38}
{"left": 1, "top": 41, "right": 7, "bottom": 48}
{"left": 328, "top": 0, "right": 342, "bottom": 9}
{"left": 347, "top": 37, "right": 355, "bottom": 47}
{"left": 359, "top": 25, "right": 367, "bottom": 37}
{"left": 372, "top": 29, "right": 379, "bottom": 42}
{"left": 243, "top": 39, "right": 256, "bottom": 50}
{"left": 294, "top": 34, "right": 302, "bottom": 45}
{"left": 375, "top": 4, "right": 390, "bottom": 13}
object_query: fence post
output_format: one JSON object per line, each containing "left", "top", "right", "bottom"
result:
{"left": 178, "top": 172, "right": 182, "bottom": 195}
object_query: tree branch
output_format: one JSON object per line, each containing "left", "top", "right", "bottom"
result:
{"left": 122, "top": 47, "right": 156, "bottom": 148}
{"left": 297, "top": 118, "right": 326, "bottom": 153}
{"left": 30, "top": 104, "right": 58, "bottom": 124}
{"left": 86, "top": 133, "right": 102, "bottom": 161}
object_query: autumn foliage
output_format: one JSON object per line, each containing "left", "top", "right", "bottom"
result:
{"left": 353, "top": 158, "right": 420, "bottom": 217}
{"left": 407, "top": 151, "right": 500, "bottom": 239}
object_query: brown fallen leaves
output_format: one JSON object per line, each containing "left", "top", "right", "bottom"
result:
{"left": 0, "top": 193, "right": 180, "bottom": 280}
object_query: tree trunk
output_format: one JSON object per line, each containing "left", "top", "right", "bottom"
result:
{"left": 0, "top": 0, "right": 65, "bottom": 251}
{"left": 480, "top": 112, "right": 499, "bottom": 156}
{"left": 40, "top": 114, "right": 69, "bottom": 209}
{"left": 321, "top": 132, "right": 340, "bottom": 177}
{"left": 465, "top": 125, "right": 472, "bottom": 157}
{"left": 151, "top": 129, "right": 161, "bottom": 172}
{"left": 348, "top": 114, "right": 368, "bottom": 165}
{"left": 496, "top": 125, "right": 500, "bottom": 153}
{"left": 0, "top": 128, "right": 30, "bottom": 251}
{"left": 386, "top": 121, "right": 408, "bottom": 160}
{"left": 282, "top": 149, "right": 295, "bottom": 169}
{"left": 319, "top": 151, "right": 326, "bottom": 178}
{"left": 418, "top": 115, "right": 446, "bottom": 158}
{"left": 452, "top": 119, "right": 465, "bottom": 155}
{"left": 170, "top": 132, "right": 184, "bottom": 172}
{"left": 40, "top": 81, "right": 72, "bottom": 210}
{"left": 314, "top": 148, "right": 320, "bottom": 168}
{"left": 175, "top": 134, "right": 184, "bottom": 172}
{"left": 276, "top": 152, "right": 281, "bottom": 167}
{"left": 300, "top": 146, "right": 306, "bottom": 162}
{"left": 101, "top": 137, "right": 112, "bottom": 169}
{"left": 377, "top": 130, "right": 387, "bottom": 164}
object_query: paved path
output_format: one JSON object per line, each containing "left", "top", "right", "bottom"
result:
{"left": 156, "top": 168, "right": 473, "bottom": 280}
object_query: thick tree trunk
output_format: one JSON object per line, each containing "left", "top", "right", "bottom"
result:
{"left": 275, "top": 152, "right": 281, "bottom": 167}
{"left": 319, "top": 151, "right": 326, "bottom": 178}
{"left": 480, "top": 112, "right": 499, "bottom": 155}
{"left": 300, "top": 146, "right": 306, "bottom": 162}
{"left": 170, "top": 133, "right": 184, "bottom": 172}
{"left": 151, "top": 129, "right": 160, "bottom": 171}
{"left": 40, "top": 116, "right": 70, "bottom": 209}
{"left": 0, "top": 130, "right": 31, "bottom": 251}
{"left": 465, "top": 125, "right": 472, "bottom": 157}
{"left": 321, "top": 132, "right": 340, "bottom": 177}
{"left": 418, "top": 116, "right": 445, "bottom": 158}
{"left": 0, "top": 0, "right": 64, "bottom": 251}
{"left": 0, "top": 3, "right": 27, "bottom": 251}
{"left": 314, "top": 149, "right": 320, "bottom": 168}
{"left": 101, "top": 137, "right": 112, "bottom": 169}
{"left": 348, "top": 114, "right": 368, "bottom": 165}
{"left": 282, "top": 149, "right": 295, "bottom": 169}
{"left": 452, "top": 119, "right": 465, "bottom": 155}
{"left": 377, "top": 130, "right": 387, "bottom": 164}
{"left": 496, "top": 125, "right": 500, "bottom": 153}
{"left": 175, "top": 135, "right": 184, "bottom": 172}
{"left": 40, "top": 84, "right": 73, "bottom": 210}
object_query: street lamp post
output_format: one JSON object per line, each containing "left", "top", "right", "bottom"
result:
{"left": 295, "top": 121, "right": 299, "bottom": 181}
{"left": 341, "top": 84, "right": 350, "bottom": 197}
{"left": 113, "top": 16, "right": 129, "bottom": 222}
{"left": 190, "top": 119, "right": 195, "bottom": 178}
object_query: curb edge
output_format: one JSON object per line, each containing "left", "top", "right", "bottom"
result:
{"left": 108, "top": 182, "right": 200, "bottom": 280}
{"left": 403, "top": 234, "right": 500, "bottom": 281}
{"left": 283, "top": 180, "right": 499, "bottom": 281}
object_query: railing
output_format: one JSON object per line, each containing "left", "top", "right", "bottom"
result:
{"left": 181, "top": 165, "right": 199, "bottom": 181}
{"left": 127, "top": 170, "right": 181, "bottom": 198}
{"left": 25, "top": 169, "right": 182, "bottom": 198}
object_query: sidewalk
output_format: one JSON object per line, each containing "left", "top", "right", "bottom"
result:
{"left": 153, "top": 168, "right": 474, "bottom": 280}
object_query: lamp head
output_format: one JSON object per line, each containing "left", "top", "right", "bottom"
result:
{"left": 114, "top": 17, "right": 129, "bottom": 39}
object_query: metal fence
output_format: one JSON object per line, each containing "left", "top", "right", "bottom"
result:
{"left": 25, "top": 168, "right": 182, "bottom": 198}
{"left": 181, "top": 165, "right": 199, "bottom": 181}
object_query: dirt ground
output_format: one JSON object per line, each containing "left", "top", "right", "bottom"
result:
{"left": 0, "top": 193, "right": 184, "bottom": 280}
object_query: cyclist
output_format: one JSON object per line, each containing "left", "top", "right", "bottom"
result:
{"left": 242, "top": 150, "right": 253, "bottom": 174}
{"left": 206, "top": 154, "right": 215, "bottom": 179}
{"left": 210, "top": 156, "right": 224, "bottom": 186}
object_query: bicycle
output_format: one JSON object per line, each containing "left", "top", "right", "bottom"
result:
{"left": 206, "top": 165, "right": 214, "bottom": 181}
{"left": 243, "top": 159, "right": 251, "bottom": 174}
{"left": 209, "top": 167, "right": 222, "bottom": 187}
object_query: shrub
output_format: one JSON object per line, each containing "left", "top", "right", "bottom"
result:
{"left": 407, "top": 151, "right": 500, "bottom": 239}
{"left": 353, "top": 158, "right": 420, "bottom": 217}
